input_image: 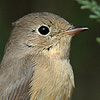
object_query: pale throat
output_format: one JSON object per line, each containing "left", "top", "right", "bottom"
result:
{"left": 42, "top": 35, "right": 72, "bottom": 60}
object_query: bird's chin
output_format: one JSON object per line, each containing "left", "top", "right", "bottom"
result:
{"left": 41, "top": 35, "right": 73, "bottom": 60}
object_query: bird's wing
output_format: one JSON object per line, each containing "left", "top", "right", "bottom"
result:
{"left": 1, "top": 77, "right": 31, "bottom": 100}
{"left": 0, "top": 56, "right": 35, "bottom": 100}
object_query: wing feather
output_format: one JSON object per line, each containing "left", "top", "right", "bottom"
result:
{"left": 1, "top": 77, "right": 31, "bottom": 100}
{"left": 0, "top": 54, "right": 35, "bottom": 100}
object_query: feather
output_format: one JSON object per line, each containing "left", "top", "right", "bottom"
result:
{"left": 0, "top": 55, "right": 35, "bottom": 100}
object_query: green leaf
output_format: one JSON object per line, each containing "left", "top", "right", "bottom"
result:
{"left": 89, "top": 15, "right": 98, "bottom": 19}
{"left": 96, "top": 37, "right": 100, "bottom": 43}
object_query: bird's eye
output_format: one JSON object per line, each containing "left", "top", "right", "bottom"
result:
{"left": 38, "top": 26, "right": 49, "bottom": 35}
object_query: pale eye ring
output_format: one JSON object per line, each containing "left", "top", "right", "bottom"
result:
{"left": 38, "top": 26, "right": 50, "bottom": 35}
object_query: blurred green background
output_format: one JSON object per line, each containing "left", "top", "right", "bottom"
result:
{"left": 0, "top": 0, "right": 100, "bottom": 100}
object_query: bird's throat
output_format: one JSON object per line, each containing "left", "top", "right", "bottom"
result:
{"left": 42, "top": 35, "right": 72, "bottom": 60}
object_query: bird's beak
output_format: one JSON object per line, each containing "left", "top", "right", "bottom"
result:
{"left": 63, "top": 27, "right": 88, "bottom": 35}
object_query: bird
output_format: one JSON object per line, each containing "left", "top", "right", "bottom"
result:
{"left": 0, "top": 12, "right": 88, "bottom": 100}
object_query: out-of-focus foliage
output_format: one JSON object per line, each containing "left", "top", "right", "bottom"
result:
{"left": 96, "top": 37, "right": 100, "bottom": 44}
{"left": 76, "top": 0, "right": 100, "bottom": 44}
{"left": 76, "top": 0, "right": 100, "bottom": 22}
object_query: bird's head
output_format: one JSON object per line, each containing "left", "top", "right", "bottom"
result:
{"left": 4, "top": 12, "right": 88, "bottom": 60}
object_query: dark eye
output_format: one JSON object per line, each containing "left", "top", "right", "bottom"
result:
{"left": 38, "top": 26, "right": 49, "bottom": 35}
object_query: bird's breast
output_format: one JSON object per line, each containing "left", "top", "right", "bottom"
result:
{"left": 30, "top": 55, "right": 74, "bottom": 100}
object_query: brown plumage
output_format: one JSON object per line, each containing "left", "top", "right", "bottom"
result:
{"left": 0, "top": 12, "right": 88, "bottom": 100}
